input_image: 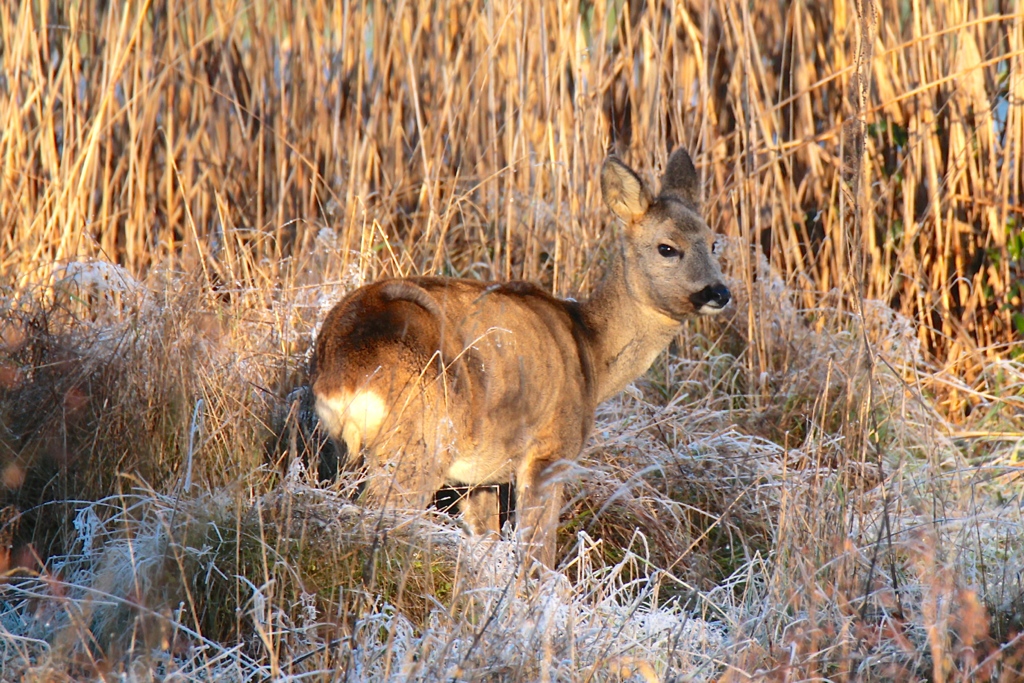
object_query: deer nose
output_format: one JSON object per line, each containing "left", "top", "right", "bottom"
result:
{"left": 690, "top": 284, "right": 731, "bottom": 312}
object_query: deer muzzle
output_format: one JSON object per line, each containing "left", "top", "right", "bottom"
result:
{"left": 690, "top": 284, "right": 731, "bottom": 313}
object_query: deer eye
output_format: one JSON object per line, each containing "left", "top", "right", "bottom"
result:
{"left": 657, "top": 244, "right": 679, "bottom": 258}
{"left": 711, "top": 238, "right": 721, "bottom": 255}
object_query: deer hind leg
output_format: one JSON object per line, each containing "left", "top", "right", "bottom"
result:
{"left": 361, "top": 440, "right": 446, "bottom": 510}
{"left": 459, "top": 487, "right": 501, "bottom": 536}
{"left": 359, "top": 427, "right": 444, "bottom": 511}
{"left": 515, "top": 453, "right": 568, "bottom": 569}
{"left": 359, "top": 384, "right": 455, "bottom": 511}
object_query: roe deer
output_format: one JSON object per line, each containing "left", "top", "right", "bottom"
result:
{"left": 311, "top": 148, "right": 730, "bottom": 568}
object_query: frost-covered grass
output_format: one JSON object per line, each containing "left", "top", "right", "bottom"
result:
{"left": 1, "top": 265, "right": 1023, "bottom": 681}
{"left": 0, "top": 485, "right": 728, "bottom": 681}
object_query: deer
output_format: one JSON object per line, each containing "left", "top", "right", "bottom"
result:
{"left": 311, "top": 148, "right": 731, "bottom": 569}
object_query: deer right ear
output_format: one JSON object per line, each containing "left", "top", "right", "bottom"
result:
{"left": 601, "top": 157, "right": 651, "bottom": 223}
{"left": 659, "top": 147, "right": 701, "bottom": 209}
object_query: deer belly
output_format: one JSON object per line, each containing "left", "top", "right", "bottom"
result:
{"left": 445, "top": 452, "right": 515, "bottom": 486}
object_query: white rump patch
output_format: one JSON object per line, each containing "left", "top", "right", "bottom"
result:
{"left": 315, "top": 390, "right": 388, "bottom": 454}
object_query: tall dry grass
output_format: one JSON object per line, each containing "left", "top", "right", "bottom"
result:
{"left": 1, "top": 0, "right": 1024, "bottom": 680}
{"left": 3, "top": 0, "right": 1021, "bottom": 416}
{"left": 3, "top": 0, "right": 1021, "bottom": 349}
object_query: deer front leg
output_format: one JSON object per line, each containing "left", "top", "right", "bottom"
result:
{"left": 515, "top": 454, "right": 567, "bottom": 569}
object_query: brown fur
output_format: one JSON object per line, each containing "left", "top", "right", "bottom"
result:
{"left": 311, "top": 148, "right": 730, "bottom": 568}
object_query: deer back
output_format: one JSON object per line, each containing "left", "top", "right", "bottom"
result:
{"left": 312, "top": 277, "right": 597, "bottom": 484}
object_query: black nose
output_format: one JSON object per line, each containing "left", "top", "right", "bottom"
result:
{"left": 690, "top": 284, "right": 731, "bottom": 311}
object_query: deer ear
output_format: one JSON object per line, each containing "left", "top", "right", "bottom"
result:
{"left": 659, "top": 147, "right": 701, "bottom": 209}
{"left": 601, "top": 157, "right": 651, "bottom": 223}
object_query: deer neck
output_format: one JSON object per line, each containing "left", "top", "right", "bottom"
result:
{"left": 580, "top": 252, "right": 682, "bottom": 404}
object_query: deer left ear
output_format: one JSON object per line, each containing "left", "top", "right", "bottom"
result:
{"left": 601, "top": 157, "right": 652, "bottom": 224}
{"left": 659, "top": 147, "right": 701, "bottom": 209}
